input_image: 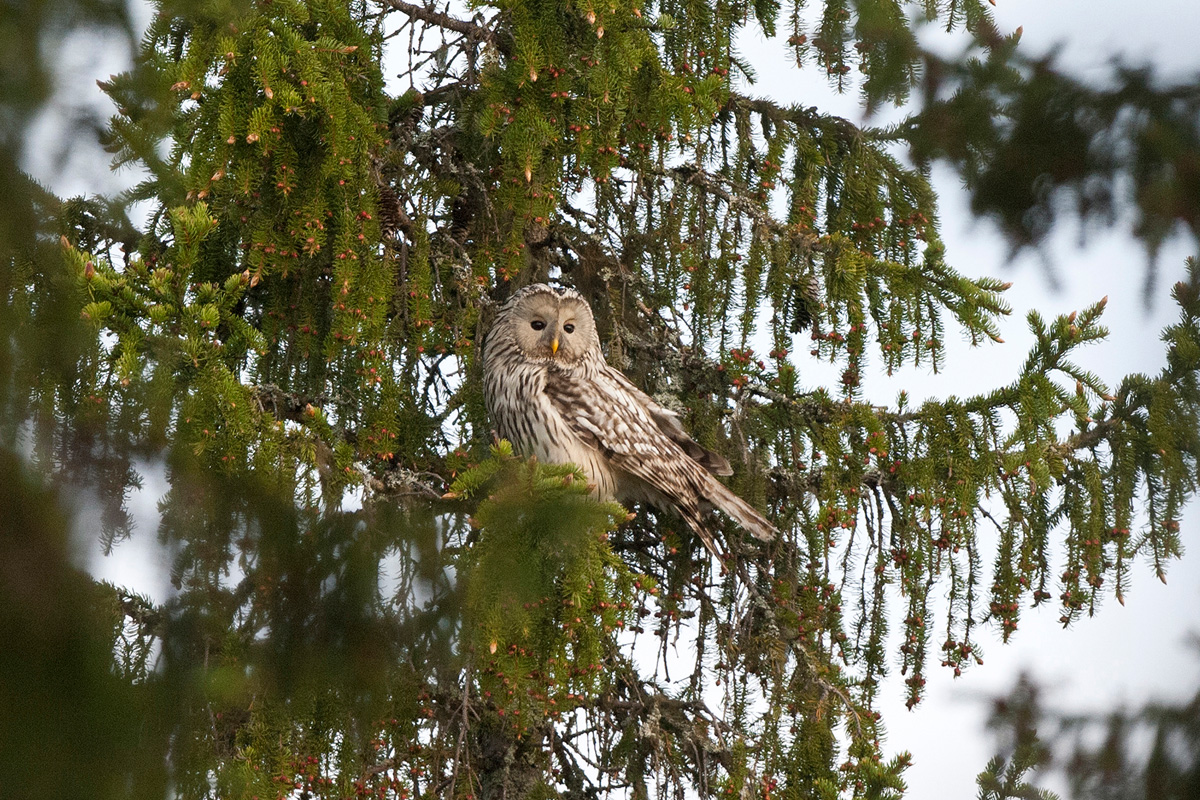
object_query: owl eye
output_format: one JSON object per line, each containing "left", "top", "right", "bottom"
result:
{"left": 530, "top": 320, "right": 546, "bottom": 331}
{"left": 563, "top": 323, "right": 575, "bottom": 334}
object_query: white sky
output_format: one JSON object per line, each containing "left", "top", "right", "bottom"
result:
{"left": 33, "top": 0, "right": 1200, "bottom": 796}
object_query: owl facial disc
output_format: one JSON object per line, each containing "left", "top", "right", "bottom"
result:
{"left": 503, "top": 286, "right": 595, "bottom": 364}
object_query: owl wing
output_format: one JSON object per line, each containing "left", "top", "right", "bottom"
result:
{"left": 544, "top": 363, "right": 777, "bottom": 545}
{"left": 542, "top": 363, "right": 719, "bottom": 494}
{"left": 597, "top": 367, "right": 732, "bottom": 476}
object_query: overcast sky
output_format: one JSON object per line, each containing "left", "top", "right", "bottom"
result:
{"left": 32, "top": 0, "right": 1200, "bottom": 796}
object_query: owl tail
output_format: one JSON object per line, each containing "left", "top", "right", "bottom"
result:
{"left": 711, "top": 479, "right": 777, "bottom": 542}
{"left": 687, "top": 476, "right": 776, "bottom": 549}
{"left": 679, "top": 508, "right": 724, "bottom": 562}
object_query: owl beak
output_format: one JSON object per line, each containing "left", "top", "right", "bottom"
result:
{"left": 551, "top": 337, "right": 559, "bottom": 355}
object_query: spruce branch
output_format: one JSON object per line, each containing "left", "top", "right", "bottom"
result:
{"left": 252, "top": 383, "right": 330, "bottom": 423}
{"left": 380, "top": 0, "right": 510, "bottom": 56}
{"left": 725, "top": 91, "right": 888, "bottom": 143}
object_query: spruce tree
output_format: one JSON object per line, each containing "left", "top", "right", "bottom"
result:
{"left": 3, "top": 1, "right": 1200, "bottom": 799}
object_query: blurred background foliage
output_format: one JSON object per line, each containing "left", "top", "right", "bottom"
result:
{"left": 2, "top": 1, "right": 1199, "bottom": 799}
{"left": 976, "top": 656, "right": 1200, "bottom": 800}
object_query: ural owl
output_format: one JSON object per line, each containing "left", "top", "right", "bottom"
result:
{"left": 482, "top": 284, "right": 775, "bottom": 556}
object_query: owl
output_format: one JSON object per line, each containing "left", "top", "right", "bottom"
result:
{"left": 482, "top": 284, "right": 775, "bottom": 557}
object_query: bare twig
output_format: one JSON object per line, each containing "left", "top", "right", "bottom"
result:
{"left": 380, "top": 0, "right": 511, "bottom": 56}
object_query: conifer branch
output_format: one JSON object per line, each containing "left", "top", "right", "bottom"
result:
{"left": 664, "top": 162, "right": 815, "bottom": 244}
{"left": 1048, "top": 418, "right": 1123, "bottom": 458}
{"left": 380, "top": 0, "right": 509, "bottom": 55}
{"left": 252, "top": 384, "right": 329, "bottom": 423}
{"left": 726, "top": 91, "right": 880, "bottom": 142}
{"left": 364, "top": 466, "right": 447, "bottom": 500}
{"left": 115, "top": 589, "right": 165, "bottom": 637}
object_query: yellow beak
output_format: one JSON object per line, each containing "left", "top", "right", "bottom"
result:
{"left": 551, "top": 337, "right": 559, "bottom": 355}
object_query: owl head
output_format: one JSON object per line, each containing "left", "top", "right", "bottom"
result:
{"left": 493, "top": 284, "right": 599, "bottom": 364}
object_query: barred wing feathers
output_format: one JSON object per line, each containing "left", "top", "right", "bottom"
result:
{"left": 603, "top": 368, "right": 734, "bottom": 477}
{"left": 543, "top": 363, "right": 775, "bottom": 549}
